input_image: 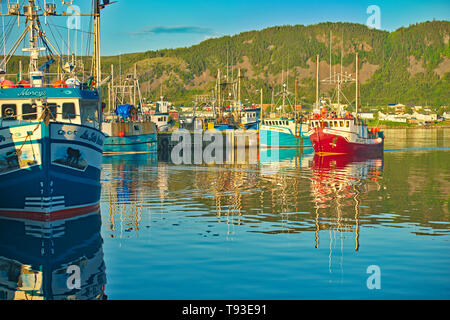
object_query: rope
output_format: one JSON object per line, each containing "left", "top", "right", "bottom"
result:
{"left": 12, "top": 104, "right": 55, "bottom": 160}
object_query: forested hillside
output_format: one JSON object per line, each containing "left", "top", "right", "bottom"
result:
{"left": 6, "top": 21, "right": 450, "bottom": 109}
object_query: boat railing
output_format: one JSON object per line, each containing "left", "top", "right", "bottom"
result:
{"left": 0, "top": 110, "right": 100, "bottom": 127}
{"left": 0, "top": 72, "right": 98, "bottom": 90}
{"left": 102, "top": 113, "right": 152, "bottom": 123}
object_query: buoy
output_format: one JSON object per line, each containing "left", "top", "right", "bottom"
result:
{"left": 53, "top": 80, "right": 67, "bottom": 88}
{"left": 16, "top": 80, "right": 31, "bottom": 88}
{"left": 119, "top": 131, "right": 125, "bottom": 137}
{"left": 1, "top": 80, "right": 16, "bottom": 88}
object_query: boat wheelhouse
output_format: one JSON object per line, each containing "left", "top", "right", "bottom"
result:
{"left": 151, "top": 98, "right": 172, "bottom": 132}
{"left": 240, "top": 106, "right": 261, "bottom": 130}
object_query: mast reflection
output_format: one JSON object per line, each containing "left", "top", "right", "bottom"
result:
{"left": 311, "top": 153, "right": 383, "bottom": 252}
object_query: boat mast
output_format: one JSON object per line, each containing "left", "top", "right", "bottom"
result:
{"left": 23, "top": 1, "right": 44, "bottom": 75}
{"left": 316, "top": 54, "right": 320, "bottom": 112}
{"left": 355, "top": 53, "right": 359, "bottom": 115}
{"left": 94, "top": 0, "right": 102, "bottom": 128}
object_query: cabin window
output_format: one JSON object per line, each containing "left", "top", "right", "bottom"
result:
{"left": 324, "top": 121, "right": 329, "bottom": 127}
{"left": 340, "top": 121, "right": 344, "bottom": 127}
{"left": 22, "top": 104, "right": 37, "bottom": 120}
{"left": 62, "top": 103, "right": 76, "bottom": 120}
{"left": 80, "top": 100, "right": 99, "bottom": 124}
{"left": 334, "top": 121, "right": 338, "bottom": 127}
{"left": 346, "top": 121, "right": 350, "bottom": 128}
{"left": 1, "top": 104, "right": 17, "bottom": 120}
{"left": 47, "top": 102, "right": 59, "bottom": 120}
{"left": 330, "top": 121, "right": 334, "bottom": 127}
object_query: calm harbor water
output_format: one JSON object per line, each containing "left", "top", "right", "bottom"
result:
{"left": 98, "top": 128, "right": 449, "bottom": 300}
{"left": 0, "top": 128, "right": 449, "bottom": 300}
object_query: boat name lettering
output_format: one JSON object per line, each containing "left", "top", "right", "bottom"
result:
{"left": 17, "top": 89, "right": 46, "bottom": 97}
{"left": 80, "top": 130, "right": 104, "bottom": 146}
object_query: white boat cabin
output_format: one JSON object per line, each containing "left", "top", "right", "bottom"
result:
{"left": 0, "top": 93, "right": 101, "bottom": 130}
{"left": 309, "top": 118, "right": 372, "bottom": 139}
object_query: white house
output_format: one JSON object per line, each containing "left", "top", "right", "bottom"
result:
{"left": 358, "top": 112, "right": 374, "bottom": 120}
{"left": 412, "top": 111, "right": 438, "bottom": 122}
{"left": 378, "top": 112, "right": 408, "bottom": 123}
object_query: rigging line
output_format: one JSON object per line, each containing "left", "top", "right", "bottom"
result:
{"left": 43, "top": 23, "right": 94, "bottom": 35}
{"left": 2, "top": 16, "right": 5, "bottom": 61}
{"left": 1, "top": 15, "right": 17, "bottom": 53}
{"left": 46, "top": 21, "right": 69, "bottom": 57}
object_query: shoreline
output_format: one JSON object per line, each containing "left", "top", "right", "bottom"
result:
{"left": 379, "top": 125, "right": 450, "bottom": 130}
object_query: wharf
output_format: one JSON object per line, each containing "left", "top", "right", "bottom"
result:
{"left": 157, "top": 130, "right": 259, "bottom": 153}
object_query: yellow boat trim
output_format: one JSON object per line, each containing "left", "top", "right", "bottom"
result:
{"left": 315, "top": 152, "right": 347, "bottom": 156}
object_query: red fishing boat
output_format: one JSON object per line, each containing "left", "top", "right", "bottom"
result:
{"left": 307, "top": 52, "right": 384, "bottom": 156}
{"left": 306, "top": 112, "right": 384, "bottom": 156}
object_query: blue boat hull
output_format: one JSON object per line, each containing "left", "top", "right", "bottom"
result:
{"left": 103, "top": 133, "right": 157, "bottom": 155}
{"left": 0, "top": 122, "right": 104, "bottom": 215}
{"left": 243, "top": 122, "right": 259, "bottom": 130}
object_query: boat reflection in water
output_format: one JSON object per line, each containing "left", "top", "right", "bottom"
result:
{"left": 311, "top": 153, "right": 383, "bottom": 252}
{"left": 0, "top": 209, "right": 106, "bottom": 300}
{"left": 102, "top": 153, "right": 159, "bottom": 237}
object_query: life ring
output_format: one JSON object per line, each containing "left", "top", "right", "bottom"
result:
{"left": 53, "top": 80, "right": 68, "bottom": 88}
{"left": 16, "top": 80, "right": 31, "bottom": 88}
{"left": 1, "top": 80, "right": 16, "bottom": 88}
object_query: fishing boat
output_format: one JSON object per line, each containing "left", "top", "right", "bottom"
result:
{"left": 0, "top": 0, "right": 110, "bottom": 215}
{"left": 307, "top": 113, "right": 384, "bottom": 156}
{"left": 151, "top": 96, "right": 173, "bottom": 132}
{"left": 103, "top": 64, "right": 157, "bottom": 155}
{"left": 260, "top": 83, "right": 311, "bottom": 148}
{"left": 306, "top": 53, "right": 384, "bottom": 156}
{"left": 240, "top": 105, "right": 261, "bottom": 130}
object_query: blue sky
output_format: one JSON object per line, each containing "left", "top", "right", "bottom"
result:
{"left": 100, "top": 0, "right": 450, "bottom": 55}
{"left": 1, "top": 0, "right": 449, "bottom": 56}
